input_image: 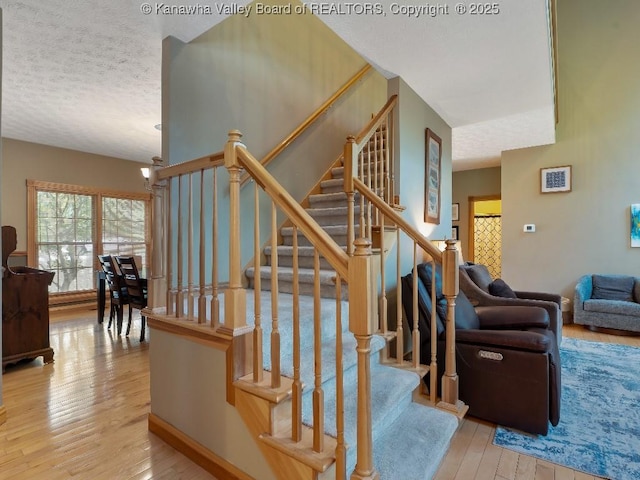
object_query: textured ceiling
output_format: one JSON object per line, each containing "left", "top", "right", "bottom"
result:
{"left": 0, "top": 0, "right": 555, "bottom": 169}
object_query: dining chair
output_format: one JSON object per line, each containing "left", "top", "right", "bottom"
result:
{"left": 115, "top": 256, "right": 148, "bottom": 342}
{"left": 97, "top": 255, "right": 131, "bottom": 335}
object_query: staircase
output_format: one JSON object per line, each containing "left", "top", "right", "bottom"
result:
{"left": 239, "top": 133, "right": 459, "bottom": 479}
{"left": 147, "top": 96, "right": 466, "bottom": 480}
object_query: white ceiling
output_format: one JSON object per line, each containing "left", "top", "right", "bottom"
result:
{"left": 0, "top": 0, "right": 555, "bottom": 170}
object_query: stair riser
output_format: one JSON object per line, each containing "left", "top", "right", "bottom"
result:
{"left": 266, "top": 254, "right": 334, "bottom": 270}
{"left": 281, "top": 234, "right": 348, "bottom": 247}
{"left": 248, "top": 278, "right": 348, "bottom": 300}
{"left": 331, "top": 168, "right": 388, "bottom": 181}
{"left": 308, "top": 214, "right": 358, "bottom": 227}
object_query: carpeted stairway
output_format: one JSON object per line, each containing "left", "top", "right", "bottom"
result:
{"left": 242, "top": 138, "right": 459, "bottom": 479}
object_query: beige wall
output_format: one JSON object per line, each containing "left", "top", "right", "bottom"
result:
{"left": 452, "top": 167, "right": 501, "bottom": 261}
{"left": 162, "top": 0, "right": 387, "bottom": 281}
{"left": 502, "top": 0, "right": 640, "bottom": 300}
{"left": 1, "top": 138, "right": 150, "bottom": 251}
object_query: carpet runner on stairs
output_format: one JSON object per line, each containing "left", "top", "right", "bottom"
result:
{"left": 232, "top": 290, "right": 459, "bottom": 479}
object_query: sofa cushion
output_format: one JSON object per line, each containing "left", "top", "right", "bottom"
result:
{"left": 583, "top": 299, "right": 640, "bottom": 316}
{"left": 489, "top": 278, "right": 518, "bottom": 298}
{"left": 464, "top": 263, "right": 493, "bottom": 292}
{"left": 592, "top": 275, "right": 635, "bottom": 302}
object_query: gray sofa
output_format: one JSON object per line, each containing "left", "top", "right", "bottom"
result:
{"left": 574, "top": 274, "right": 640, "bottom": 333}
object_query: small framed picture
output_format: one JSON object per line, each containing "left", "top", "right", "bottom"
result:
{"left": 541, "top": 165, "right": 572, "bottom": 193}
{"left": 452, "top": 203, "right": 459, "bottom": 221}
{"left": 452, "top": 225, "right": 459, "bottom": 240}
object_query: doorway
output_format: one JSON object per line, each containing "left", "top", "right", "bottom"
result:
{"left": 468, "top": 196, "right": 502, "bottom": 278}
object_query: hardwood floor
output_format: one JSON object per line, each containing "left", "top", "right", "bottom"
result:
{"left": 1, "top": 312, "right": 635, "bottom": 480}
{"left": 0, "top": 309, "right": 214, "bottom": 479}
{"left": 434, "top": 324, "right": 639, "bottom": 480}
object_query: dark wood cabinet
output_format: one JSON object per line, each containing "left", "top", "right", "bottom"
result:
{"left": 2, "top": 226, "right": 55, "bottom": 371}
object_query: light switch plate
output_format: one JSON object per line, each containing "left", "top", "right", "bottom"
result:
{"left": 524, "top": 224, "right": 536, "bottom": 233}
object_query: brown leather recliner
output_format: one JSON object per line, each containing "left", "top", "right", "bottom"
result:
{"left": 401, "top": 263, "right": 561, "bottom": 435}
{"left": 459, "top": 262, "right": 563, "bottom": 345}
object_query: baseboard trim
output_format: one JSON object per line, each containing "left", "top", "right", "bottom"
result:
{"left": 0, "top": 405, "right": 7, "bottom": 426}
{"left": 148, "top": 413, "right": 254, "bottom": 480}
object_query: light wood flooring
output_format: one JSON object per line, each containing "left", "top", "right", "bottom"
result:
{"left": 0, "top": 309, "right": 214, "bottom": 480}
{"left": 1, "top": 312, "right": 635, "bottom": 480}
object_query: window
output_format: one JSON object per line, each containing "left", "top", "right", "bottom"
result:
{"left": 27, "top": 180, "right": 150, "bottom": 302}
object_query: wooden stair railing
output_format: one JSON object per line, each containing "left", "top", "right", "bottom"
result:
{"left": 239, "top": 63, "right": 372, "bottom": 187}
{"left": 343, "top": 102, "right": 467, "bottom": 415}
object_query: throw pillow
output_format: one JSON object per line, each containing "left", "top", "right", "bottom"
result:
{"left": 464, "top": 264, "right": 493, "bottom": 292}
{"left": 592, "top": 274, "right": 635, "bottom": 302}
{"left": 489, "top": 278, "right": 518, "bottom": 298}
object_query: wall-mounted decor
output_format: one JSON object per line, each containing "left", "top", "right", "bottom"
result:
{"left": 541, "top": 165, "right": 572, "bottom": 193}
{"left": 632, "top": 204, "right": 640, "bottom": 247}
{"left": 452, "top": 225, "right": 459, "bottom": 240}
{"left": 424, "top": 128, "right": 442, "bottom": 224}
{"left": 452, "top": 203, "right": 460, "bottom": 221}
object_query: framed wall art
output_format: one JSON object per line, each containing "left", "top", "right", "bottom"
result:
{"left": 424, "top": 128, "right": 442, "bottom": 224}
{"left": 632, "top": 204, "right": 640, "bottom": 248}
{"left": 541, "top": 165, "right": 572, "bottom": 193}
{"left": 452, "top": 225, "right": 459, "bottom": 241}
{"left": 452, "top": 203, "right": 460, "bottom": 221}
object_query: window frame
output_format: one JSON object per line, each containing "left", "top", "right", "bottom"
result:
{"left": 27, "top": 179, "right": 151, "bottom": 304}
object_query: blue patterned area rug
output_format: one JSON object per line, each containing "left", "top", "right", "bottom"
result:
{"left": 493, "top": 337, "right": 640, "bottom": 480}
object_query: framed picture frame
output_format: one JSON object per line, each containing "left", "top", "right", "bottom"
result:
{"left": 632, "top": 204, "right": 640, "bottom": 248}
{"left": 452, "top": 203, "right": 459, "bottom": 222}
{"left": 541, "top": 165, "right": 572, "bottom": 193}
{"left": 452, "top": 225, "right": 459, "bottom": 241}
{"left": 424, "top": 128, "right": 442, "bottom": 224}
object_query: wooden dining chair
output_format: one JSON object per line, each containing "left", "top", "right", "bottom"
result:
{"left": 97, "top": 255, "right": 131, "bottom": 335}
{"left": 115, "top": 256, "right": 148, "bottom": 342}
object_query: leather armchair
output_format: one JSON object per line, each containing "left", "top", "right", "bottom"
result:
{"left": 459, "top": 262, "right": 563, "bottom": 344}
{"left": 402, "top": 263, "right": 561, "bottom": 435}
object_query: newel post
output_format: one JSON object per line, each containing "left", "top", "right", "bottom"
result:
{"left": 349, "top": 237, "right": 380, "bottom": 480}
{"left": 220, "top": 130, "right": 247, "bottom": 334}
{"left": 438, "top": 239, "right": 467, "bottom": 416}
{"left": 148, "top": 156, "right": 166, "bottom": 310}
{"left": 344, "top": 136, "right": 356, "bottom": 257}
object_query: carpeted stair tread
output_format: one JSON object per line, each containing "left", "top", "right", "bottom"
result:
{"left": 305, "top": 205, "right": 359, "bottom": 218}
{"left": 246, "top": 266, "right": 337, "bottom": 285}
{"left": 264, "top": 245, "right": 347, "bottom": 257}
{"left": 301, "top": 361, "right": 423, "bottom": 473}
{"left": 373, "top": 402, "right": 458, "bottom": 480}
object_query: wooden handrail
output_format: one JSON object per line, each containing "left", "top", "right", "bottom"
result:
{"left": 353, "top": 178, "right": 443, "bottom": 261}
{"left": 235, "top": 144, "right": 349, "bottom": 279}
{"left": 354, "top": 95, "right": 397, "bottom": 150}
{"left": 156, "top": 152, "right": 225, "bottom": 180}
{"left": 239, "top": 64, "right": 372, "bottom": 187}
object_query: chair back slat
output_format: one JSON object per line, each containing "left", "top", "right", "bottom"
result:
{"left": 98, "top": 254, "right": 127, "bottom": 301}
{"left": 115, "top": 256, "right": 147, "bottom": 309}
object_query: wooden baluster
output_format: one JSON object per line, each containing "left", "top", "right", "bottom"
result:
{"left": 429, "top": 257, "right": 438, "bottom": 404}
{"left": 412, "top": 241, "right": 420, "bottom": 369}
{"left": 389, "top": 112, "right": 395, "bottom": 205}
{"left": 335, "top": 276, "right": 346, "bottom": 479}
{"left": 379, "top": 212, "right": 387, "bottom": 336}
{"left": 313, "top": 249, "right": 324, "bottom": 453}
{"left": 166, "top": 177, "right": 174, "bottom": 316}
{"left": 198, "top": 170, "right": 206, "bottom": 324}
{"left": 176, "top": 174, "right": 184, "bottom": 318}
{"left": 373, "top": 130, "right": 378, "bottom": 225}
{"left": 396, "top": 228, "right": 403, "bottom": 365}
{"left": 344, "top": 136, "right": 356, "bottom": 257}
{"left": 222, "top": 130, "right": 246, "bottom": 333}
{"left": 253, "top": 182, "right": 263, "bottom": 382}
{"left": 383, "top": 119, "right": 390, "bottom": 206}
{"left": 359, "top": 150, "right": 366, "bottom": 239}
{"left": 210, "top": 167, "right": 219, "bottom": 328}
{"left": 366, "top": 136, "right": 372, "bottom": 241}
{"left": 270, "top": 200, "right": 281, "bottom": 388}
{"left": 349, "top": 237, "right": 378, "bottom": 480}
{"left": 187, "top": 172, "right": 194, "bottom": 319}
{"left": 291, "top": 226, "right": 301, "bottom": 441}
